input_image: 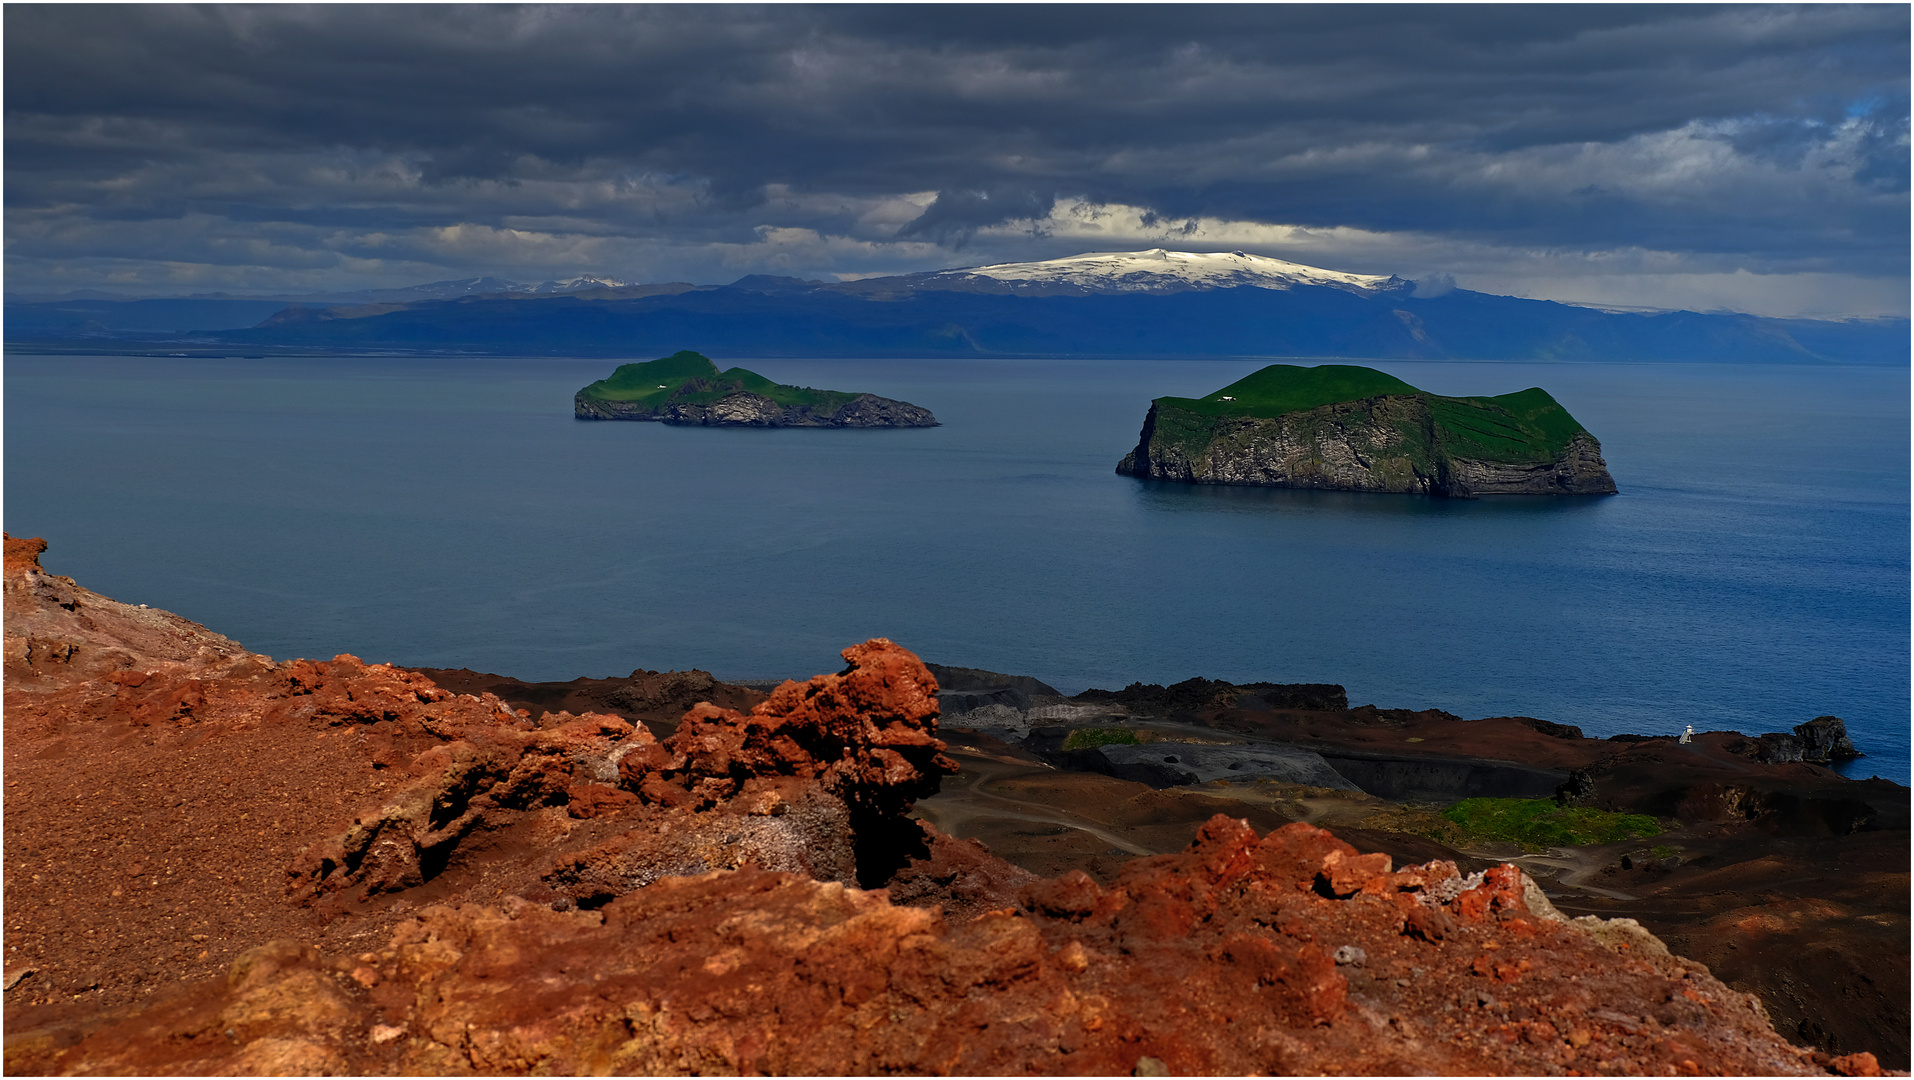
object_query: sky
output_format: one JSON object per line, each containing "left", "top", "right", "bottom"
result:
{"left": 6, "top": 4, "right": 1908, "bottom": 317}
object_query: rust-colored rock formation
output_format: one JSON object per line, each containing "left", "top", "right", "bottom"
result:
{"left": 19, "top": 819, "right": 1836, "bottom": 1076}
{"left": 0, "top": 535, "right": 1876, "bottom": 1075}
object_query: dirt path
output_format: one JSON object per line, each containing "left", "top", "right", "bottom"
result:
{"left": 914, "top": 754, "right": 1158, "bottom": 857}
{"left": 1501, "top": 851, "right": 1639, "bottom": 902}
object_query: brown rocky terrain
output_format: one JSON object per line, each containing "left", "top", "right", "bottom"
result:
{"left": 2, "top": 534, "right": 1899, "bottom": 1075}
{"left": 924, "top": 672, "right": 1910, "bottom": 1069}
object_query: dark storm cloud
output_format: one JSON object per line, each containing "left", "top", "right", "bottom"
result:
{"left": 5, "top": 4, "right": 1907, "bottom": 310}
{"left": 896, "top": 187, "right": 1059, "bottom": 244}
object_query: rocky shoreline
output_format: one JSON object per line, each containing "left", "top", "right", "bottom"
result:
{"left": 574, "top": 388, "right": 937, "bottom": 427}
{"left": 3, "top": 535, "right": 1902, "bottom": 1075}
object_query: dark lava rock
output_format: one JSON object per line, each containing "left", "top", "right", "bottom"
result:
{"left": 1074, "top": 677, "right": 1347, "bottom": 715}
{"left": 1360, "top": 705, "right": 1465, "bottom": 725}
{"left": 1732, "top": 717, "right": 1862, "bottom": 766}
{"left": 1243, "top": 682, "right": 1350, "bottom": 711}
{"left": 1795, "top": 716, "right": 1862, "bottom": 762}
{"left": 923, "top": 662, "right": 1061, "bottom": 700}
{"left": 1085, "top": 741, "right": 1361, "bottom": 791}
{"left": 1554, "top": 768, "right": 1598, "bottom": 806}
{"left": 1506, "top": 716, "right": 1586, "bottom": 741}
{"left": 938, "top": 686, "right": 1031, "bottom": 713}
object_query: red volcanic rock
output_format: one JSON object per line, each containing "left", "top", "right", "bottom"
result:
{"left": 4, "top": 532, "right": 49, "bottom": 573}
{"left": 1834, "top": 1051, "right": 1887, "bottom": 1077}
{"left": 15, "top": 815, "right": 1831, "bottom": 1076}
{"left": 3, "top": 532, "right": 262, "bottom": 689}
{"left": 886, "top": 827, "right": 1043, "bottom": 926}
{"left": 0, "top": 537, "right": 1885, "bottom": 1076}
{"left": 619, "top": 638, "right": 957, "bottom": 819}
{"left": 281, "top": 643, "right": 961, "bottom": 910}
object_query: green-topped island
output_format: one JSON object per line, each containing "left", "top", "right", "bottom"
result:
{"left": 1117, "top": 364, "right": 1616, "bottom": 497}
{"left": 575, "top": 351, "right": 937, "bottom": 427}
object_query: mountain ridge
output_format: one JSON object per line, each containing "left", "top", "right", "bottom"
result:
{"left": 5, "top": 250, "right": 1905, "bottom": 364}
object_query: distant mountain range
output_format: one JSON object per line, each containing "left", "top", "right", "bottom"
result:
{"left": 6, "top": 249, "right": 1905, "bottom": 364}
{"left": 6, "top": 275, "right": 640, "bottom": 306}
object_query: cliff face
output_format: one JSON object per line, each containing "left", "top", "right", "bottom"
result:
{"left": 1117, "top": 394, "right": 1617, "bottom": 497}
{"left": 1, "top": 536, "right": 1868, "bottom": 1077}
{"left": 575, "top": 388, "right": 937, "bottom": 427}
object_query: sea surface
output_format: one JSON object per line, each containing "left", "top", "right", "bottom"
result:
{"left": 6, "top": 353, "right": 1907, "bottom": 782}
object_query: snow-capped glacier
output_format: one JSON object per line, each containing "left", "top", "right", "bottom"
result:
{"left": 926, "top": 249, "right": 1408, "bottom": 295}
{"left": 525, "top": 276, "right": 633, "bottom": 294}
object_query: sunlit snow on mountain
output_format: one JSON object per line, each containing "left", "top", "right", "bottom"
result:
{"left": 928, "top": 248, "right": 1409, "bottom": 295}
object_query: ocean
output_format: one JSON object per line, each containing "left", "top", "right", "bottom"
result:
{"left": 6, "top": 353, "right": 1907, "bottom": 783}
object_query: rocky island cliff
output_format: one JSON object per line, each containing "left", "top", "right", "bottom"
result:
{"left": 1117, "top": 364, "right": 1617, "bottom": 497}
{"left": 575, "top": 350, "right": 937, "bottom": 427}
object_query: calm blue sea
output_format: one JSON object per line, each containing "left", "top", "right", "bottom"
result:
{"left": 6, "top": 353, "right": 1907, "bottom": 783}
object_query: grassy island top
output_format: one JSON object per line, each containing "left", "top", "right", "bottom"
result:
{"left": 1157, "top": 363, "right": 1592, "bottom": 463}
{"left": 1161, "top": 364, "right": 1421, "bottom": 417}
{"left": 579, "top": 350, "right": 856, "bottom": 411}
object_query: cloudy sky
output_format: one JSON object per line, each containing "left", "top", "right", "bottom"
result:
{"left": 7, "top": 4, "right": 1908, "bottom": 316}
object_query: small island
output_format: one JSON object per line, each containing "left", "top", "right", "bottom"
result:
{"left": 574, "top": 350, "right": 937, "bottom": 427}
{"left": 1117, "top": 364, "right": 1616, "bottom": 497}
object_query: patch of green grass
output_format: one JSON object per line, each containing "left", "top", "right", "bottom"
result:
{"left": 1440, "top": 798, "right": 1661, "bottom": 852}
{"left": 1158, "top": 364, "right": 1420, "bottom": 419}
{"left": 1151, "top": 363, "right": 1592, "bottom": 465}
{"left": 1425, "top": 387, "right": 1586, "bottom": 462}
{"left": 580, "top": 350, "right": 722, "bottom": 401}
{"left": 578, "top": 350, "right": 856, "bottom": 411}
{"left": 1062, "top": 727, "right": 1142, "bottom": 751}
{"left": 1357, "top": 805, "right": 1472, "bottom": 847}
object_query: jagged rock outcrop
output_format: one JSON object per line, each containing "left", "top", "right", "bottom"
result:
{"left": 617, "top": 639, "right": 956, "bottom": 823}
{"left": 1795, "top": 716, "right": 1863, "bottom": 762}
{"left": 1733, "top": 716, "right": 1864, "bottom": 765}
{"left": 1554, "top": 768, "right": 1599, "bottom": 807}
{"left": 601, "top": 667, "right": 744, "bottom": 714}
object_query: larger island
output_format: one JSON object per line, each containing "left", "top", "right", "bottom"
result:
{"left": 575, "top": 350, "right": 937, "bottom": 427}
{"left": 1117, "top": 363, "right": 1617, "bottom": 497}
